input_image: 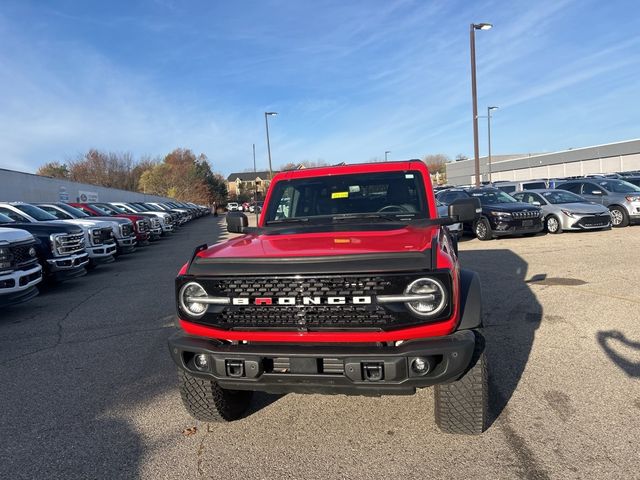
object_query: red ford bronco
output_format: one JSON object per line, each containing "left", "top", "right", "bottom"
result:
{"left": 169, "top": 161, "right": 487, "bottom": 434}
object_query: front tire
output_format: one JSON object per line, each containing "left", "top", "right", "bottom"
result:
{"left": 609, "top": 206, "right": 629, "bottom": 228}
{"left": 474, "top": 218, "right": 493, "bottom": 241}
{"left": 178, "top": 370, "right": 253, "bottom": 422}
{"left": 434, "top": 333, "right": 488, "bottom": 435}
{"left": 545, "top": 215, "right": 562, "bottom": 234}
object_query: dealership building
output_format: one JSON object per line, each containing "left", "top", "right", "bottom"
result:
{"left": 446, "top": 138, "right": 640, "bottom": 186}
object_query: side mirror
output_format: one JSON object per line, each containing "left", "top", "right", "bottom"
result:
{"left": 226, "top": 211, "right": 248, "bottom": 233}
{"left": 532, "top": 201, "right": 541, "bottom": 206}
{"left": 448, "top": 197, "right": 481, "bottom": 223}
{"left": 591, "top": 190, "right": 603, "bottom": 195}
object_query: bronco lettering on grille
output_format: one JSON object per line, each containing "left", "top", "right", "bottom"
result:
{"left": 231, "top": 296, "right": 372, "bottom": 306}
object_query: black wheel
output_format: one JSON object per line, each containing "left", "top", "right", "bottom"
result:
{"left": 434, "top": 332, "right": 488, "bottom": 435}
{"left": 545, "top": 215, "right": 562, "bottom": 234}
{"left": 473, "top": 218, "right": 493, "bottom": 241}
{"left": 609, "top": 206, "right": 629, "bottom": 228}
{"left": 178, "top": 370, "right": 253, "bottom": 422}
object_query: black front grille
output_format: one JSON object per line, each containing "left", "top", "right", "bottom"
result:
{"left": 92, "top": 227, "right": 114, "bottom": 245}
{"left": 512, "top": 210, "right": 540, "bottom": 219}
{"left": 183, "top": 273, "right": 452, "bottom": 332}
{"left": 218, "top": 276, "right": 390, "bottom": 298}
{"left": 220, "top": 304, "right": 396, "bottom": 329}
{"left": 577, "top": 215, "right": 610, "bottom": 227}
{"left": 10, "top": 242, "right": 38, "bottom": 268}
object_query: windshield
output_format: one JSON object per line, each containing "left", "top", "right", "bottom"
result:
{"left": 0, "top": 212, "right": 15, "bottom": 224}
{"left": 597, "top": 179, "right": 640, "bottom": 193}
{"left": 57, "top": 203, "right": 89, "bottom": 217}
{"left": 468, "top": 189, "right": 518, "bottom": 205}
{"left": 123, "top": 203, "right": 144, "bottom": 212}
{"left": 96, "top": 203, "right": 126, "bottom": 214}
{"left": 541, "top": 190, "right": 587, "bottom": 204}
{"left": 264, "top": 171, "right": 428, "bottom": 224}
{"left": 14, "top": 204, "right": 58, "bottom": 221}
{"left": 133, "top": 203, "right": 152, "bottom": 211}
{"left": 88, "top": 204, "right": 114, "bottom": 215}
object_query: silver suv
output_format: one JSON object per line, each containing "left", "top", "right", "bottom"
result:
{"left": 557, "top": 179, "right": 640, "bottom": 227}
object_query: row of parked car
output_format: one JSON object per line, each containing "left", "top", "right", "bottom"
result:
{"left": 0, "top": 200, "right": 210, "bottom": 307}
{"left": 227, "top": 201, "right": 263, "bottom": 213}
{"left": 436, "top": 175, "right": 640, "bottom": 240}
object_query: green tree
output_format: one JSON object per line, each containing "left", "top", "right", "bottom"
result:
{"left": 37, "top": 162, "right": 69, "bottom": 179}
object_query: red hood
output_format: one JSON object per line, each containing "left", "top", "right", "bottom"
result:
{"left": 199, "top": 225, "right": 437, "bottom": 259}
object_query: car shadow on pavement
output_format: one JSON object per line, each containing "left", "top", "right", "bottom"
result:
{"left": 596, "top": 331, "right": 640, "bottom": 378}
{"left": 458, "top": 248, "right": 543, "bottom": 429}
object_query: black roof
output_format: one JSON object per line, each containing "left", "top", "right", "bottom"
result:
{"left": 226, "top": 171, "right": 275, "bottom": 181}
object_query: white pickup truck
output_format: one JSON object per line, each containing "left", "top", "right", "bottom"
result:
{"left": 0, "top": 227, "right": 43, "bottom": 306}
{"left": 0, "top": 203, "right": 117, "bottom": 267}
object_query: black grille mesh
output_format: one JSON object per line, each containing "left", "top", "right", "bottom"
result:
{"left": 210, "top": 276, "right": 391, "bottom": 298}
{"left": 11, "top": 244, "right": 37, "bottom": 268}
{"left": 577, "top": 215, "right": 610, "bottom": 227}
{"left": 187, "top": 274, "right": 452, "bottom": 331}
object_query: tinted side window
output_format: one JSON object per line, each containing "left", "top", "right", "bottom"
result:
{"left": 40, "top": 206, "right": 70, "bottom": 219}
{"left": 583, "top": 183, "right": 604, "bottom": 195}
{"left": 0, "top": 207, "right": 28, "bottom": 222}
{"left": 438, "top": 191, "right": 467, "bottom": 205}
{"left": 76, "top": 206, "right": 96, "bottom": 216}
{"left": 560, "top": 183, "right": 581, "bottom": 194}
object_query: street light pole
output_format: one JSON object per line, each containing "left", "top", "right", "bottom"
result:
{"left": 253, "top": 143, "right": 259, "bottom": 222}
{"left": 487, "top": 106, "right": 498, "bottom": 184}
{"left": 470, "top": 22, "right": 492, "bottom": 186}
{"left": 264, "top": 112, "right": 277, "bottom": 181}
{"left": 385, "top": 151, "right": 390, "bottom": 161}
{"left": 252, "top": 143, "right": 257, "bottom": 199}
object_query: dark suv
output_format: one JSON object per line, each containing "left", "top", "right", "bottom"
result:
{"left": 436, "top": 187, "right": 543, "bottom": 240}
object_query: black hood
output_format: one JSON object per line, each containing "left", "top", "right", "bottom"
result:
{"left": 0, "top": 221, "right": 84, "bottom": 236}
{"left": 482, "top": 202, "right": 540, "bottom": 213}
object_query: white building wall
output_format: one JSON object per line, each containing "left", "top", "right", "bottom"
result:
{"left": 0, "top": 168, "right": 176, "bottom": 203}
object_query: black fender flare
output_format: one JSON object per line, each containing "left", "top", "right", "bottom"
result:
{"left": 457, "top": 268, "right": 483, "bottom": 330}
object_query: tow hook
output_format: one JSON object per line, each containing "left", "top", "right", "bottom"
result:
{"left": 362, "top": 362, "right": 384, "bottom": 381}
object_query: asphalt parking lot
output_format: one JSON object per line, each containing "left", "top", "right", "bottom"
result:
{"left": 1, "top": 216, "right": 638, "bottom": 480}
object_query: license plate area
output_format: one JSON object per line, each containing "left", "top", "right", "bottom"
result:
{"left": 522, "top": 220, "right": 534, "bottom": 227}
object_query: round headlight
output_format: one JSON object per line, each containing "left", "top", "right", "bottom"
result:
{"left": 179, "top": 282, "right": 209, "bottom": 317}
{"left": 404, "top": 278, "right": 447, "bottom": 317}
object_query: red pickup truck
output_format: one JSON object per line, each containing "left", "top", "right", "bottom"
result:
{"left": 70, "top": 203, "right": 151, "bottom": 245}
{"left": 169, "top": 161, "right": 486, "bottom": 434}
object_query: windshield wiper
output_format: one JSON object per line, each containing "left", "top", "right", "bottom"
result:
{"left": 331, "top": 213, "right": 412, "bottom": 222}
{"left": 265, "top": 217, "right": 310, "bottom": 225}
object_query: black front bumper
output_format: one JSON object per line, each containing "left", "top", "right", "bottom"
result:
{"left": 0, "top": 285, "right": 40, "bottom": 307}
{"left": 168, "top": 330, "right": 476, "bottom": 395}
{"left": 489, "top": 218, "right": 543, "bottom": 236}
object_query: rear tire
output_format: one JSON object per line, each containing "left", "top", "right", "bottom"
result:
{"left": 609, "top": 206, "right": 629, "bottom": 228}
{"left": 178, "top": 370, "right": 253, "bottom": 422}
{"left": 474, "top": 218, "right": 493, "bottom": 241}
{"left": 545, "top": 215, "right": 562, "bottom": 234}
{"left": 434, "top": 332, "right": 488, "bottom": 435}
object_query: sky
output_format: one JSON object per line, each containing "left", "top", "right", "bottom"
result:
{"left": 0, "top": 0, "right": 638, "bottom": 176}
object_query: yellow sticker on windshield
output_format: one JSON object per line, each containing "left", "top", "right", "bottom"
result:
{"left": 331, "top": 191, "right": 349, "bottom": 199}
